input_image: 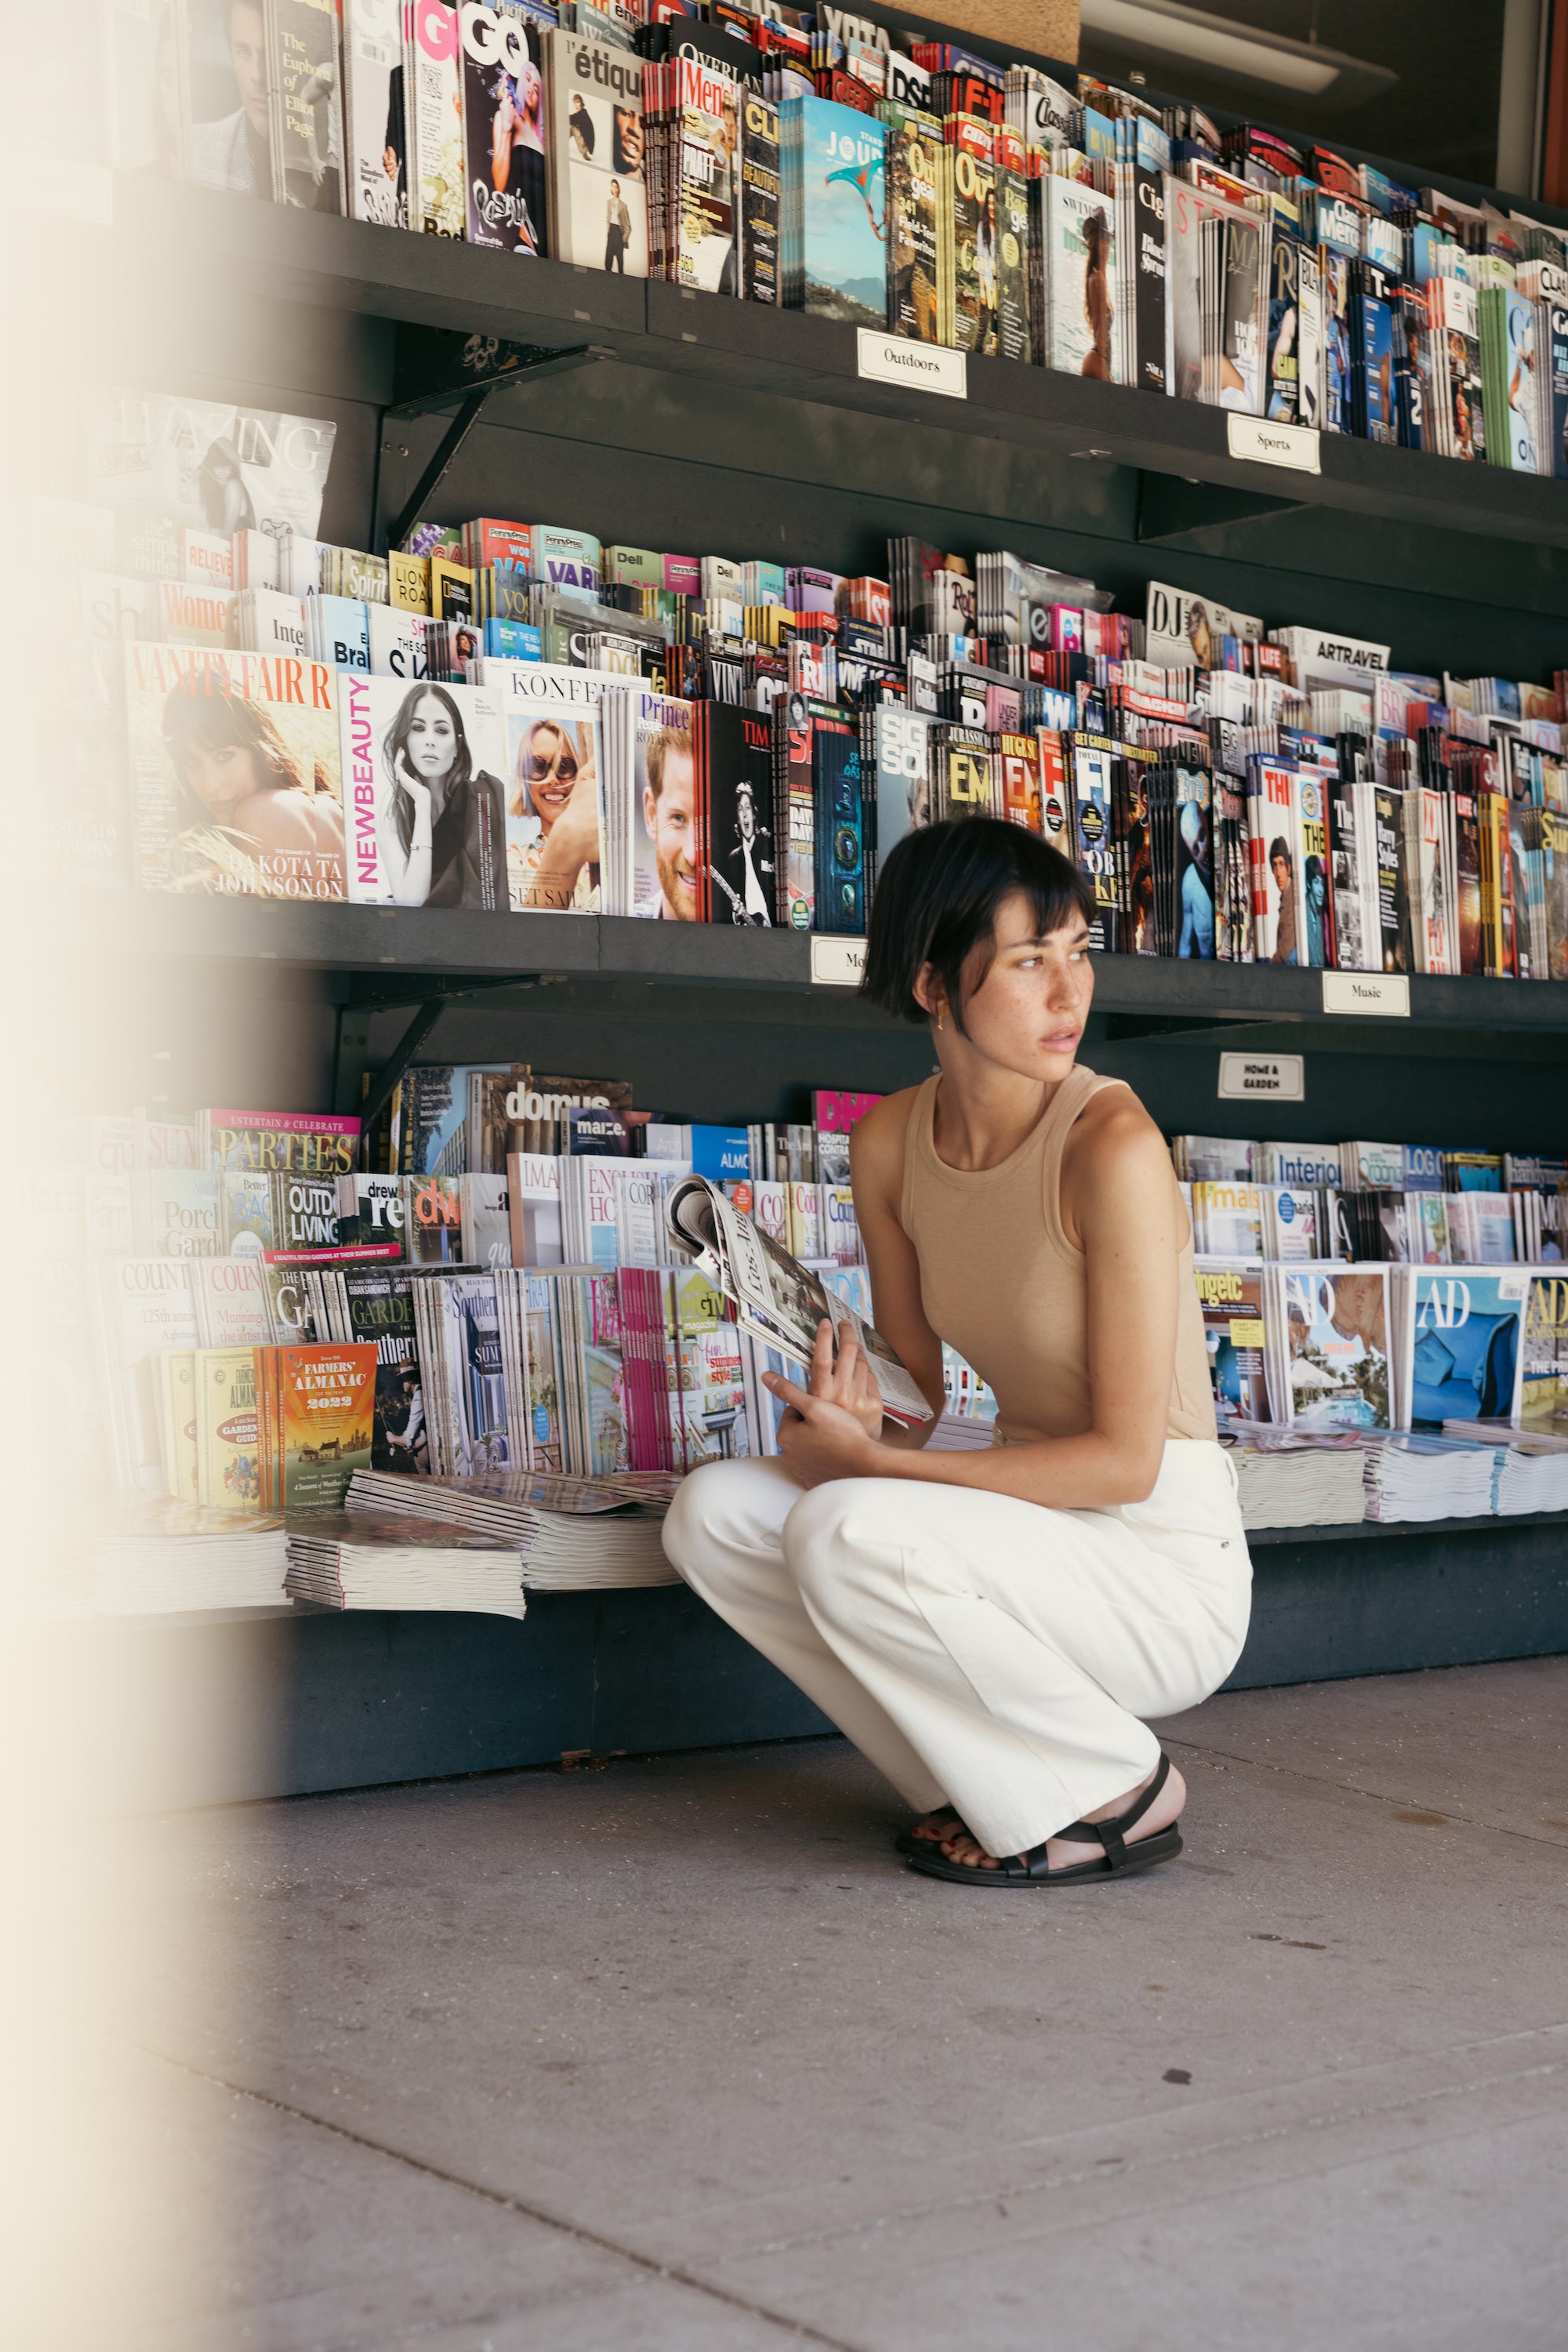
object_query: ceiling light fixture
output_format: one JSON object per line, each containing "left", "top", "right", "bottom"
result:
{"left": 1080, "top": 0, "right": 1398, "bottom": 108}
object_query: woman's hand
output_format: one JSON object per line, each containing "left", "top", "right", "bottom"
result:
{"left": 764, "top": 1320, "right": 884, "bottom": 1489}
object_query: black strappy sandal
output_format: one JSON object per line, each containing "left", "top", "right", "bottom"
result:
{"left": 903, "top": 1753, "right": 1183, "bottom": 1887}
{"left": 893, "top": 1809, "right": 972, "bottom": 1860}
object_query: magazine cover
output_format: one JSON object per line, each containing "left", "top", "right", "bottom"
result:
{"left": 1293, "top": 770, "right": 1330, "bottom": 968}
{"left": 1044, "top": 179, "right": 1116, "bottom": 379}
{"left": 740, "top": 92, "right": 780, "bottom": 303}
{"left": 996, "top": 152, "right": 1030, "bottom": 365}
{"left": 1523, "top": 1272, "right": 1568, "bottom": 1422}
{"left": 185, "top": 0, "right": 274, "bottom": 194}
{"left": 1145, "top": 583, "right": 1261, "bottom": 674}
{"left": 437, "top": 1272, "right": 515, "bottom": 1473}
{"left": 1195, "top": 1259, "right": 1269, "bottom": 1424}
{"left": 492, "top": 663, "right": 604, "bottom": 910}
{"left": 1296, "top": 245, "right": 1323, "bottom": 430}
{"left": 546, "top": 29, "right": 648, "bottom": 274}
{"left": 1247, "top": 760, "right": 1297, "bottom": 963}
{"left": 276, "top": 1344, "right": 378, "bottom": 1508}
{"left": 1265, "top": 226, "right": 1300, "bottom": 420}
{"left": 461, "top": 0, "right": 549, "bottom": 253}
{"left": 1201, "top": 212, "right": 1265, "bottom": 411}
{"left": 126, "top": 643, "right": 345, "bottom": 898}
{"left": 343, "top": 0, "right": 408, "bottom": 224}
{"left": 785, "top": 95, "right": 886, "bottom": 327}
{"left": 949, "top": 118, "right": 999, "bottom": 358}
{"left": 111, "top": 0, "right": 189, "bottom": 175}
{"left": 338, "top": 674, "right": 507, "bottom": 907}
{"left": 1164, "top": 176, "right": 1256, "bottom": 405}
{"left": 82, "top": 387, "right": 336, "bottom": 542}
{"left": 867, "top": 704, "right": 932, "bottom": 886}
{"left": 703, "top": 706, "right": 775, "bottom": 925}
{"left": 1403, "top": 1269, "right": 1527, "bottom": 1428}
{"left": 411, "top": 0, "right": 464, "bottom": 236}
{"left": 1274, "top": 1265, "right": 1391, "bottom": 1431}
{"left": 1504, "top": 288, "right": 1539, "bottom": 472}
{"left": 267, "top": 0, "right": 343, "bottom": 209}
{"left": 1174, "top": 763, "right": 1215, "bottom": 958}
{"left": 672, "top": 55, "right": 742, "bottom": 292}
{"left": 884, "top": 105, "right": 942, "bottom": 342}
{"left": 630, "top": 692, "right": 697, "bottom": 920}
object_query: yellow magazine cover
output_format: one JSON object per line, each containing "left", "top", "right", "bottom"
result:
{"left": 125, "top": 642, "right": 346, "bottom": 898}
{"left": 1523, "top": 1274, "right": 1567, "bottom": 1424}
{"left": 194, "top": 1346, "right": 263, "bottom": 1510}
{"left": 278, "top": 1344, "right": 378, "bottom": 1508}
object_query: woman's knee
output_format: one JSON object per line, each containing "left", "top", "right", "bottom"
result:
{"left": 781, "top": 1479, "right": 913, "bottom": 1608}
{"left": 662, "top": 1456, "right": 797, "bottom": 1588}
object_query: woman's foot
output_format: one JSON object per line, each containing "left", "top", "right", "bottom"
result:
{"left": 906, "top": 1806, "right": 966, "bottom": 1846}
{"left": 938, "top": 1760, "right": 1187, "bottom": 1873}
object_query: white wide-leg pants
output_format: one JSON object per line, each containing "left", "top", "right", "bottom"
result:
{"left": 661, "top": 1440, "right": 1252, "bottom": 1858}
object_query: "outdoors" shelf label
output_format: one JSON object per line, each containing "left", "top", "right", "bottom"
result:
{"left": 1218, "top": 1052, "right": 1305, "bottom": 1101}
{"left": 857, "top": 332, "right": 967, "bottom": 400}
{"left": 1227, "top": 415, "right": 1321, "bottom": 473}
{"left": 1321, "top": 972, "right": 1410, "bottom": 1017}
{"left": 811, "top": 937, "right": 867, "bottom": 987}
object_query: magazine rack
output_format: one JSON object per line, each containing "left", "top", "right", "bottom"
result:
{"left": 94, "top": 64, "right": 1568, "bottom": 1795}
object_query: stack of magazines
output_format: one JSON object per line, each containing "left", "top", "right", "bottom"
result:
{"left": 1443, "top": 1421, "right": 1568, "bottom": 1514}
{"left": 1362, "top": 1433, "right": 1497, "bottom": 1522}
{"left": 1221, "top": 1428, "right": 1368, "bottom": 1529}
{"left": 344, "top": 1468, "right": 679, "bottom": 1590}
{"left": 285, "top": 1512, "right": 528, "bottom": 1618}
{"left": 89, "top": 1501, "right": 288, "bottom": 1616}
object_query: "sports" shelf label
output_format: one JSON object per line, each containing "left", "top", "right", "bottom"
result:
{"left": 1227, "top": 415, "right": 1321, "bottom": 473}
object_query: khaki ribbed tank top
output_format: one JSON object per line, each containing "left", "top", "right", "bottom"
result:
{"left": 899, "top": 1065, "right": 1216, "bottom": 1446}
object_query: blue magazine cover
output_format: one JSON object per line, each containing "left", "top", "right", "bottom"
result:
{"left": 1404, "top": 1268, "right": 1528, "bottom": 1427}
{"left": 783, "top": 97, "right": 886, "bottom": 326}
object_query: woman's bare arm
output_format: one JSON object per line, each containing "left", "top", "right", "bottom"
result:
{"left": 773, "top": 1091, "right": 1182, "bottom": 1504}
{"left": 849, "top": 1093, "right": 946, "bottom": 1440}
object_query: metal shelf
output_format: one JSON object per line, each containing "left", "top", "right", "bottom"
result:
{"left": 110, "top": 177, "right": 1568, "bottom": 554}
{"left": 1247, "top": 1508, "right": 1568, "bottom": 1546}
{"left": 122, "top": 895, "right": 1568, "bottom": 1033}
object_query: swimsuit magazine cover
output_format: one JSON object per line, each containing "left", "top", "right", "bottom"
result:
{"left": 665, "top": 1177, "right": 931, "bottom": 1425}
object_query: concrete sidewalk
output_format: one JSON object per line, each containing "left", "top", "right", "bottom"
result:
{"left": 112, "top": 1657, "right": 1567, "bottom": 2350}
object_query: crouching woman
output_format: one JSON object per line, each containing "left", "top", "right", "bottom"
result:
{"left": 662, "top": 818, "right": 1251, "bottom": 1886}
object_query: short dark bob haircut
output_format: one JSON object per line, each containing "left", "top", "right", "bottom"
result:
{"left": 861, "top": 818, "right": 1094, "bottom": 1030}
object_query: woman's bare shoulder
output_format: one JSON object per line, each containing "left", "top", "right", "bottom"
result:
{"left": 850, "top": 1087, "right": 925, "bottom": 1185}
{"left": 853, "top": 1086, "right": 924, "bottom": 1150}
{"left": 1066, "top": 1085, "right": 1171, "bottom": 1180}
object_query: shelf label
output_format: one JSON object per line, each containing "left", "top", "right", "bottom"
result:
{"left": 857, "top": 331, "right": 967, "bottom": 401}
{"left": 811, "top": 936, "right": 867, "bottom": 987}
{"left": 1219, "top": 1051, "right": 1304, "bottom": 1102}
{"left": 1226, "top": 414, "right": 1321, "bottom": 474}
{"left": 1321, "top": 972, "right": 1410, "bottom": 1018}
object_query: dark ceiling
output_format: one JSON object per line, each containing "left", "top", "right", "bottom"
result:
{"left": 1078, "top": 1, "right": 1512, "bottom": 194}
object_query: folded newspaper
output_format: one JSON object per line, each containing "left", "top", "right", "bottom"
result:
{"left": 665, "top": 1177, "right": 932, "bottom": 1427}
